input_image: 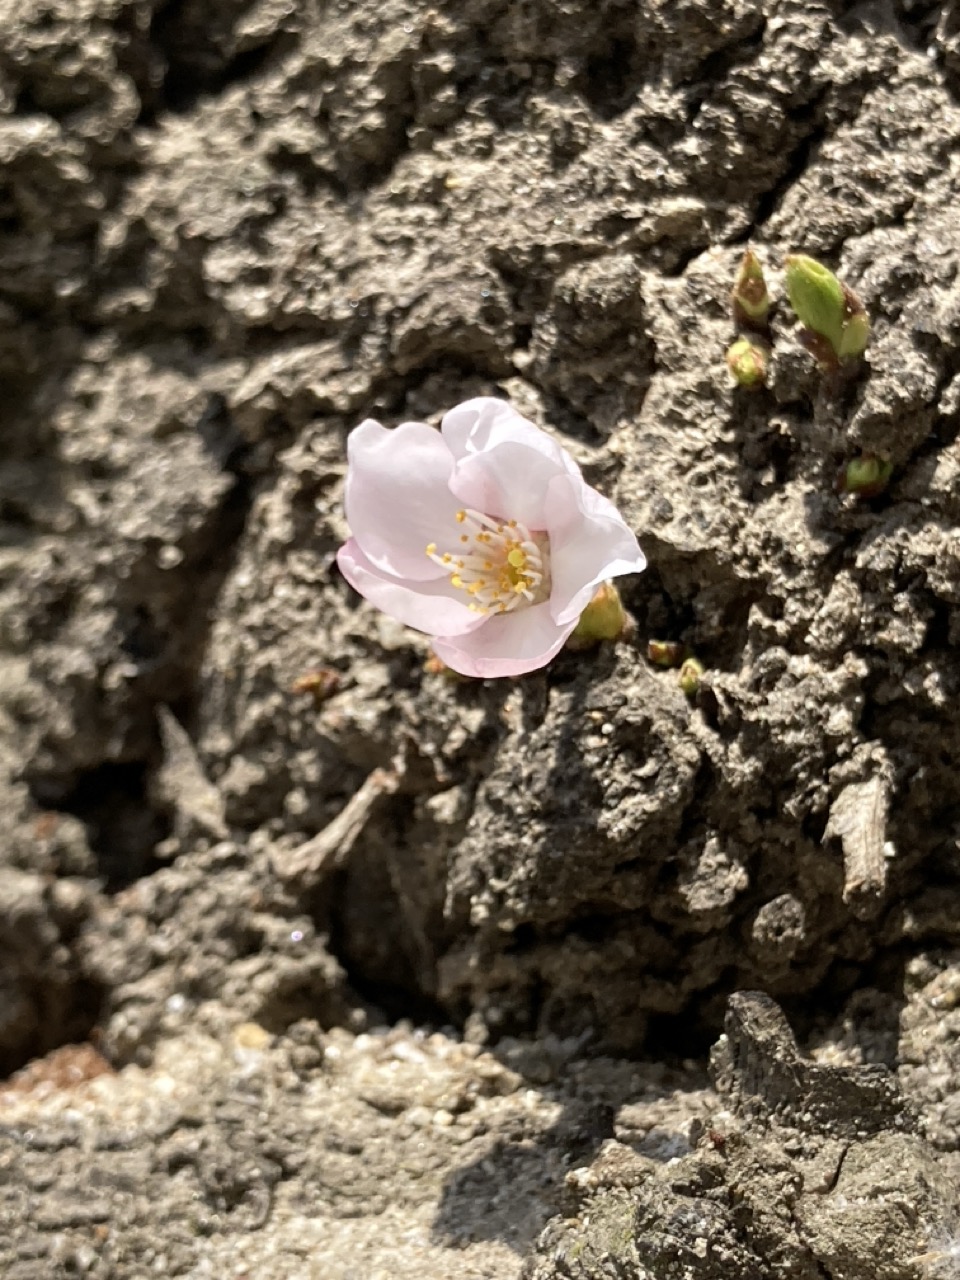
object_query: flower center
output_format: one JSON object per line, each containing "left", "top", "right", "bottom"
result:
{"left": 426, "top": 509, "right": 551, "bottom": 615}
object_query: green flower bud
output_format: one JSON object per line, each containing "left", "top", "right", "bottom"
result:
{"left": 566, "top": 581, "right": 629, "bottom": 651}
{"left": 732, "top": 250, "right": 771, "bottom": 332}
{"left": 678, "top": 657, "right": 705, "bottom": 697}
{"left": 647, "top": 640, "right": 686, "bottom": 668}
{"left": 785, "top": 255, "right": 870, "bottom": 367}
{"left": 840, "top": 454, "right": 893, "bottom": 499}
{"left": 726, "top": 337, "right": 767, "bottom": 389}
{"left": 785, "top": 255, "right": 846, "bottom": 353}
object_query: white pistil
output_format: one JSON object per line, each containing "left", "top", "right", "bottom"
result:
{"left": 426, "top": 509, "right": 550, "bottom": 614}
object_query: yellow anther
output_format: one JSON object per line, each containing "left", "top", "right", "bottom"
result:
{"left": 426, "top": 506, "right": 547, "bottom": 615}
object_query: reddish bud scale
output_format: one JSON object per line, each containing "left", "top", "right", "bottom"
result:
{"left": 647, "top": 640, "right": 686, "bottom": 668}
{"left": 290, "top": 668, "right": 341, "bottom": 705}
{"left": 731, "top": 250, "right": 771, "bottom": 335}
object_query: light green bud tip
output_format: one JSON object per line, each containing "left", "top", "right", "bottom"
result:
{"left": 785, "top": 255, "right": 846, "bottom": 351}
{"left": 566, "top": 581, "right": 628, "bottom": 651}
{"left": 678, "top": 657, "right": 705, "bottom": 697}
{"left": 837, "top": 308, "right": 870, "bottom": 360}
{"left": 726, "top": 337, "right": 767, "bottom": 388}
{"left": 784, "top": 254, "right": 870, "bottom": 364}
{"left": 841, "top": 454, "right": 893, "bottom": 498}
{"left": 732, "top": 250, "right": 771, "bottom": 329}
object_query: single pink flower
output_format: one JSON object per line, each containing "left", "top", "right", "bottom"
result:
{"left": 336, "top": 397, "right": 646, "bottom": 678}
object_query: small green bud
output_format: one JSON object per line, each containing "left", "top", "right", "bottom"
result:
{"left": 647, "top": 640, "right": 686, "bottom": 668}
{"left": 785, "top": 255, "right": 870, "bottom": 367}
{"left": 837, "top": 301, "right": 870, "bottom": 360}
{"left": 726, "top": 337, "right": 767, "bottom": 389}
{"left": 785, "top": 254, "right": 846, "bottom": 353}
{"left": 731, "top": 250, "right": 771, "bottom": 332}
{"left": 566, "top": 581, "right": 629, "bottom": 651}
{"left": 840, "top": 454, "right": 893, "bottom": 499}
{"left": 678, "top": 657, "right": 705, "bottom": 697}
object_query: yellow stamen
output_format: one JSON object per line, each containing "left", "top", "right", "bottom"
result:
{"left": 424, "top": 508, "right": 550, "bottom": 617}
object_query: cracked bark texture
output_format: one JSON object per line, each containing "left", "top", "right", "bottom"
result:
{"left": 1, "top": 0, "right": 960, "bottom": 1275}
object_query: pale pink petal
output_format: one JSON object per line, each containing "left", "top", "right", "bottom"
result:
{"left": 448, "top": 443, "right": 569, "bottom": 529}
{"left": 442, "top": 397, "right": 579, "bottom": 528}
{"left": 345, "top": 420, "right": 463, "bottom": 582}
{"left": 544, "top": 473, "right": 647, "bottom": 625}
{"left": 441, "top": 397, "right": 572, "bottom": 468}
{"left": 337, "top": 539, "right": 484, "bottom": 637}
{"left": 431, "top": 601, "right": 575, "bottom": 678}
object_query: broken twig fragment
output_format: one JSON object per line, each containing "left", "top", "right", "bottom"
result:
{"left": 824, "top": 777, "right": 890, "bottom": 918}
{"left": 271, "top": 763, "right": 404, "bottom": 890}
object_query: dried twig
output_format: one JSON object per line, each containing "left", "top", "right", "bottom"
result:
{"left": 271, "top": 761, "right": 404, "bottom": 889}
{"left": 824, "top": 777, "right": 890, "bottom": 918}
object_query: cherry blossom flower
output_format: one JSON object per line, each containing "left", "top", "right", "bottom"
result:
{"left": 336, "top": 397, "right": 646, "bottom": 677}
